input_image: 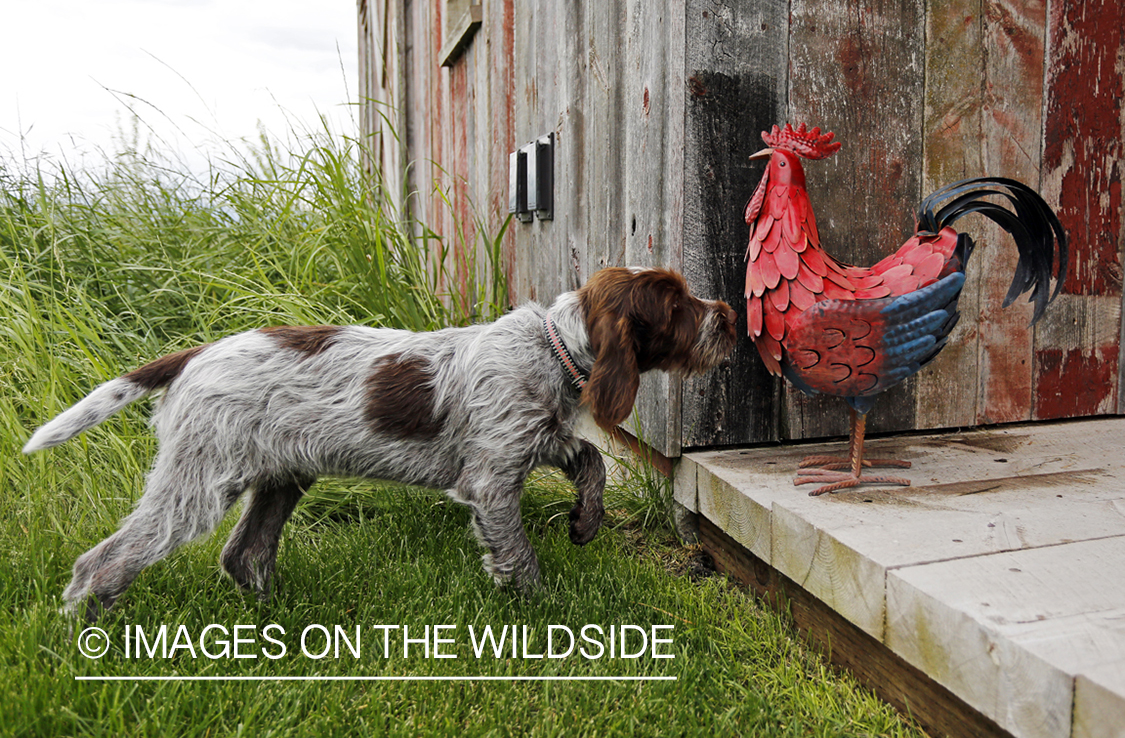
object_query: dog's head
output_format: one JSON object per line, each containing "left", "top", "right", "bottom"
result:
{"left": 577, "top": 267, "right": 737, "bottom": 430}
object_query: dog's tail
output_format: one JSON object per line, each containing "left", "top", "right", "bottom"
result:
{"left": 22, "top": 379, "right": 153, "bottom": 453}
{"left": 22, "top": 344, "right": 206, "bottom": 454}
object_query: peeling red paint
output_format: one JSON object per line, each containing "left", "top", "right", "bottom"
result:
{"left": 980, "top": 313, "right": 1033, "bottom": 425}
{"left": 1035, "top": 346, "right": 1119, "bottom": 418}
{"left": 985, "top": 0, "right": 1043, "bottom": 65}
{"left": 837, "top": 35, "right": 875, "bottom": 101}
{"left": 1043, "top": 0, "right": 1125, "bottom": 297}
{"left": 449, "top": 58, "right": 474, "bottom": 312}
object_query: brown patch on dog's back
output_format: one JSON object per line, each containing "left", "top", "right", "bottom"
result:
{"left": 365, "top": 354, "right": 445, "bottom": 439}
{"left": 124, "top": 344, "right": 209, "bottom": 390}
{"left": 260, "top": 325, "right": 340, "bottom": 356}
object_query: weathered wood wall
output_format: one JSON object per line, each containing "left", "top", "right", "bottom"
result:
{"left": 358, "top": 0, "right": 407, "bottom": 214}
{"left": 359, "top": 0, "right": 1125, "bottom": 456}
{"left": 509, "top": 0, "right": 691, "bottom": 452}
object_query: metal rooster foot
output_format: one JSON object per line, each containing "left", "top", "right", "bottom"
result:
{"left": 794, "top": 409, "right": 911, "bottom": 496}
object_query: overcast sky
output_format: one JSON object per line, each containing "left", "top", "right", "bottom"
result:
{"left": 1, "top": 0, "right": 358, "bottom": 173}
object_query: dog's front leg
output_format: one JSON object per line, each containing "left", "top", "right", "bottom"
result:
{"left": 560, "top": 440, "right": 606, "bottom": 546}
{"left": 458, "top": 468, "right": 541, "bottom": 591}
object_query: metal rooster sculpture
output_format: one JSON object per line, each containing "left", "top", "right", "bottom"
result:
{"left": 744, "top": 123, "right": 1068, "bottom": 496}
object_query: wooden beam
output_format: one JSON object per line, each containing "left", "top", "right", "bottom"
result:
{"left": 680, "top": 0, "right": 789, "bottom": 448}
{"left": 698, "top": 514, "right": 1014, "bottom": 738}
{"left": 607, "top": 425, "right": 674, "bottom": 479}
{"left": 439, "top": 3, "right": 483, "bottom": 67}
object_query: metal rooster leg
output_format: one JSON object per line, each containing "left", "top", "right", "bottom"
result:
{"left": 742, "top": 123, "right": 1068, "bottom": 497}
{"left": 794, "top": 409, "right": 911, "bottom": 496}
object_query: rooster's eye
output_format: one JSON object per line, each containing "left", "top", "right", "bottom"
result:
{"left": 779, "top": 161, "right": 786, "bottom": 167}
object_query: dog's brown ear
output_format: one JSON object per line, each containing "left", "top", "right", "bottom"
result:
{"left": 582, "top": 314, "right": 640, "bottom": 430}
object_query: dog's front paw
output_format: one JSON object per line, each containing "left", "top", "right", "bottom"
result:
{"left": 568, "top": 503, "right": 604, "bottom": 546}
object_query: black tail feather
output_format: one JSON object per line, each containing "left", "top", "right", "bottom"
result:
{"left": 917, "top": 177, "right": 1067, "bottom": 324}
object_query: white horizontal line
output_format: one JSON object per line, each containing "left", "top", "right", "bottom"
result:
{"left": 76, "top": 675, "right": 676, "bottom": 682}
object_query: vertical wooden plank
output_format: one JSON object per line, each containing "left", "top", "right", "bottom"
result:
{"left": 357, "top": 0, "right": 407, "bottom": 216}
{"left": 1036, "top": 0, "right": 1125, "bottom": 420}
{"left": 661, "top": 0, "right": 687, "bottom": 454}
{"left": 787, "top": 0, "right": 925, "bottom": 441}
{"left": 465, "top": 20, "right": 489, "bottom": 299}
{"left": 681, "top": 0, "right": 790, "bottom": 447}
{"left": 556, "top": 0, "right": 588, "bottom": 295}
{"left": 414, "top": 0, "right": 438, "bottom": 244}
{"left": 492, "top": 0, "right": 517, "bottom": 304}
{"left": 447, "top": 57, "right": 470, "bottom": 308}
{"left": 402, "top": 0, "right": 443, "bottom": 258}
{"left": 583, "top": 0, "right": 628, "bottom": 281}
{"left": 623, "top": 0, "right": 679, "bottom": 272}
{"left": 624, "top": 0, "right": 683, "bottom": 455}
{"left": 435, "top": 3, "right": 455, "bottom": 297}
{"left": 357, "top": 0, "right": 374, "bottom": 174}
{"left": 508, "top": 0, "right": 535, "bottom": 304}
{"left": 422, "top": 0, "right": 453, "bottom": 294}
{"left": 915, "top": 0, "right": 985, "bottom": 431}
{"left": 511, "top": 0, "right": 564, "bottom": 306}
{"left": 664, "top": 0, "right": 686, "bottom": 292}
{"left": 389, "top": 0, "right": 408, "bottom": 212}
{"left": 916, "top": 0, "right": 1046, "bottom": 431}
{"left": 523, "top": 0, "right": 549, "bottom": 303}
{"left": 533, "top": 0, "right": 563, "bottom": 303}
{"left": 975, "top": 0, "right": 1045, "bottom": 424}
{"left": 402, "top": 0, "right": 423, "bottom": 225}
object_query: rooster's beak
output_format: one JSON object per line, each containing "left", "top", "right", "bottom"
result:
{"left": 748, "top": 148, "right": 774, "bottom": 161}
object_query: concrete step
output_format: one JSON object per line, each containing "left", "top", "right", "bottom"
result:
{"left": 677, "top": 417, "right": 1125, "bottom": 738}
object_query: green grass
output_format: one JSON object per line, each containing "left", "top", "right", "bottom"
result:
{"left": 0, "top": 127, "right": 926, "bottom": 736}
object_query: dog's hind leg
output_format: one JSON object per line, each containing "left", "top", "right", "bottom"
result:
{"left": 220, "top": 473, "right": 313, "bottom": 599}
{"left": 456, "top": 467, "right": 541, "bottom": 591}
{"left": 62, "top": 447, "right": 244, "bottom": 622}
{"left": 559, "top": 439, "right": 606, "bottom": 546}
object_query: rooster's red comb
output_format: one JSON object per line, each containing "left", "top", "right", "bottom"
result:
{"left": 762, "top": 123, "right": 841, "bottom": 160}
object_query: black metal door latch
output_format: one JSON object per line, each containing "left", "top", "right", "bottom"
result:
{"left": 509, "top": 132, "right": 553, "bottom": 222}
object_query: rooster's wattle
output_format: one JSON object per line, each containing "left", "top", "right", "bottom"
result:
{"left": 744, "top": 123, "right": 1068, "bottom": 495}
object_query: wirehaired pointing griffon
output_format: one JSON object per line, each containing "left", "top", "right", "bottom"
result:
{"left": 25, "top": 267, "right": 737, "bottom": 621}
